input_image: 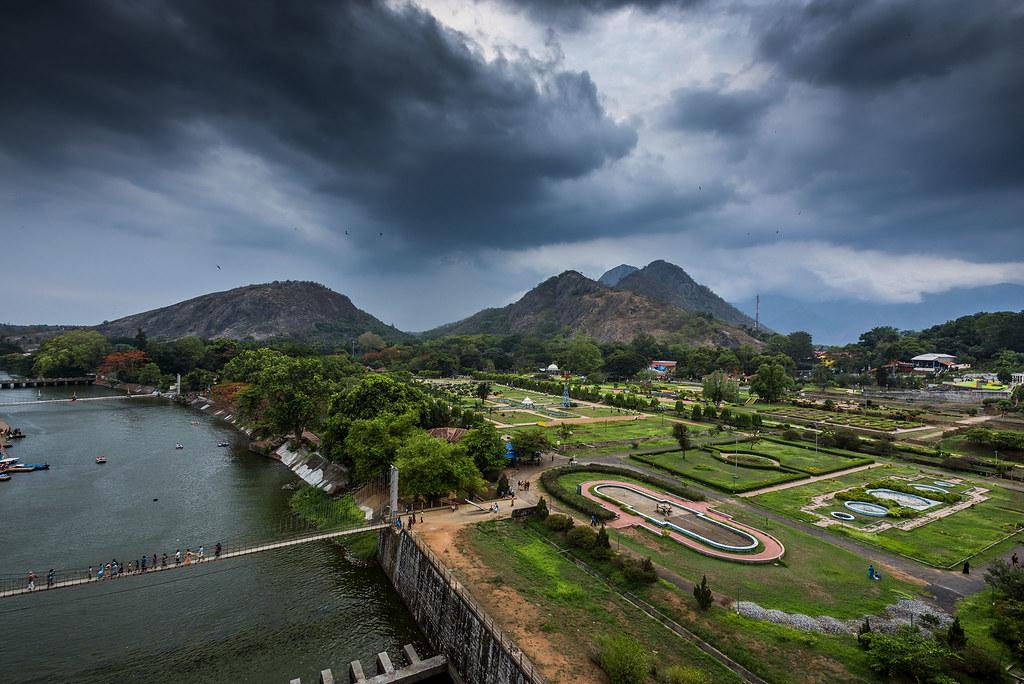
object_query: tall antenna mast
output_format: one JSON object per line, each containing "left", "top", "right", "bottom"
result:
{"left": 754, "top": 294, "right": 760, "bottom": 332}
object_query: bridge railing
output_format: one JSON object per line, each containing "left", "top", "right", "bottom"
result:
{"left": 0, "top": 509, "right": 388, "bottom": 598}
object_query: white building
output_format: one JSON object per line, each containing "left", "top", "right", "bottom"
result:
{"left": 910, "top": 353, "right": 956, "bottom": 372}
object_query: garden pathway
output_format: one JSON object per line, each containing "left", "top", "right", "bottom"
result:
{"left": 736, "top": 462, "right": 884, "bottom": 497}
{"left": 575, "top": 453, "right": 1016, "bottom": 613}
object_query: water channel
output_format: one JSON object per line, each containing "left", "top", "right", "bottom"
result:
{"left": 0, "top": 377, "right": 432, "bottom": 682}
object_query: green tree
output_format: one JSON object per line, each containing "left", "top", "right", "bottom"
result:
{"left": 32, "top": 330, "right": 112, "bottom": 377}
{"left": 810, "top": 363, "right": 832, "bottom": 388}
{"left": 510, "top": 428, "right": 553, "bottom": 459}
{"left": 475, "top": 381, "right": 490, "bottom": 407}
{"left": 396, "top": 434, "right": 484, "bottom": 502}
{"left": 750, "top": 362, "right": 793, "bottom": 403}
{"left": 671, "top": 423, "right": 690, "bottom": 458}
{"left": 321, "top": 375, "right": 429, "bottom": 458}
{"left": 604, "top": 350, "right": 647, "bottom": 380}
{"left": 460, "top": 423, "right": 508, "bottom": 473}
{"left": 561, "top": 339, "right": 603, "bottom": 376}
{"left": 137, "top": 362, "right": 163, "bottom": 387}
{"left": 701, "top": 371, "right": 739, "bottom": 406}
{"left": 690, "top": 403, "right": 702, "bottom": 421}
{"left": 693, "top": 574, "right": 714, "bottom": 611}
{"left": 257, "top": 356, "right": 332, "bottom": 443}
{"left": 344, "top": 412, "right": 419, "bottom": 480}
{"left": 866, "top": 626, "right": 956, "bottom": 681}
{"left": 221, "top": 348, "right": 287, "bottom": 383}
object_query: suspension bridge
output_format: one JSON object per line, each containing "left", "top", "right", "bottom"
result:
{"left": 1, "top": 467, "right": 400, "bottom": 599}
{"left": 0, "top": 392, "right": 164, "bottom": 407}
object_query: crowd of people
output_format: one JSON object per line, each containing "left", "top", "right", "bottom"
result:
{"left": 26, "top": 543, "right": 223, "bottom": 590}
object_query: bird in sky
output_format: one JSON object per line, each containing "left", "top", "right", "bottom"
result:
{"left": 379, "top": 232, "right": 383, "bottom": 237}
{"left": 216, "top": 264, "right": 221, "bottom": 270}
{"left": 345, "top": 230, "right": 349, "bottom": 235}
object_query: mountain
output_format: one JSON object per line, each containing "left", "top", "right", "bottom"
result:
{"left": 598, "top": 264, "right": 639, "bottom": 287}
{"left": 733, "top": 283, "right": 1024, "bottom": 346}
{"left": 609, "top": 260, "right": 772, "bottom": 334}
{"left": 90, "top": 281, "right": 403, "bottom": 343}
{"left": 427, "top": 270, "right": 761, "bottom": 347}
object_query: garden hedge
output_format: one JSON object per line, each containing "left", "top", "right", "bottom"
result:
{"left": 539, "top": 464, "right": 707, "bottom": 520}
{"left": 629, "top": 453, "right": 808, "bottom": 494}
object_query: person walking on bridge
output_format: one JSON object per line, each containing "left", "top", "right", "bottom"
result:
{"left": 175, "top": 550, "right": 181, "bottom": 566}
{"left": 215, "top": 543, "right": 221, "bottom": 558}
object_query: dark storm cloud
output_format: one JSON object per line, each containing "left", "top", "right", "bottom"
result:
{"left": 758, "top": 0, "right": 1017, "bottom": 90}
{"left": 0, "top": 0, "right": 636, "bottom": 247}
{"left": 663, "top": 85, "right": 781, "bottom": 137}
{"left": 497, "top": 0, "right": 702, "bottom": 31}
{"left": 727, "top": 0, "right": 1024, "bottom": 253}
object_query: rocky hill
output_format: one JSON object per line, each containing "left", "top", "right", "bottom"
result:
{"left": 597, "top": 264, "right": 639, "bottom": 287}
{"left": 428, "top": 271, "right": 760, "bottom": 347}
{"left": 611, "top": 260, "right": 773, "bottom": 334}
{"left": 90, "top": 281, "right": 402, "bottom": 343}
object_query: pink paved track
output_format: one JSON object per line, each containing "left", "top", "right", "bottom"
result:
{"left": 579, "top": 479, "right": 785, "bottom": 563}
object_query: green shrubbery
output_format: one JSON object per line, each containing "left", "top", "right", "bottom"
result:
{"left": 566, "top": 525, "right": 598, "bottom": 550}
{"left": 545, "top": 513, "right": 575, "bottom": 531}
{"left": 594, "top": 634, "right": 648, "bottom": 684}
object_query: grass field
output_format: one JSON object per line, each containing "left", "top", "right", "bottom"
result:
{"left": 464, "top": 518, "right": 878, "bottom": 683}
{"left": 462, "top": 519, "right": 743, "bottom": 683}
{"left": 630, "top": 449, "right": 805, "bottom": 492}
{"left": 746, "top": 440, "right": 873, "bottom": 474}
{"left": 750, "top": 466, "right": 1024, "bottom": 566}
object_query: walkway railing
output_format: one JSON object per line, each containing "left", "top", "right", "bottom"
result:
{"left": 0, "top": 520, "right": 386, "bottom": 599}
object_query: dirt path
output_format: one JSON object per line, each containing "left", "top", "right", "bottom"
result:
{"left": 736, "top": 463, "right": 885, "bottom": 497}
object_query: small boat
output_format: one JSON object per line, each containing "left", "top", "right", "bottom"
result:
{"left": 191, "top": 421, "right": 200, "bottom": 425}
{"left": 175, "top": 444, "right": 184, "bottom": 449}
{"left": 95, "top": 457, "right": 107, "bottom": 464}
{"left": 8, "top": 463, "right": 49, "bottom": 471}
{"left": 217, "top": 441, "right": 229, "bottom": 447}
{"left": 0, "top": 472, "right": 10, "bottom": 481}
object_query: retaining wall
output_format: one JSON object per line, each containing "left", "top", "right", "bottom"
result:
{"left": 377, "top": 529, "right": 545, "bottom": 684}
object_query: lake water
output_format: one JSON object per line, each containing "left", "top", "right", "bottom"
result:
{"left": 0, "top": 377, "right": 432, "bottom": 682}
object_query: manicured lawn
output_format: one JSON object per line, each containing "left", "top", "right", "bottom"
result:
{"left": 564, "top": 437, "right": 678, "bottom": 457}
{"left": 746, "top": 440, "right": 873, "bottom": 474}
{"left": 751, "top": 466, "right": 1024, "bottom": 567}
{"left": 632, "top": 449, "right": 801, "bottom": 491}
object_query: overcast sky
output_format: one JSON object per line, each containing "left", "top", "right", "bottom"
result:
{"left": 3, "top": 0, "right": 1022, "bottom": 337}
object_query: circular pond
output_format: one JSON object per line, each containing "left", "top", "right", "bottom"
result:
{"left": 933, "top": 481, "right": 955, "bottom": 488}
{"left": 844, "top": 501, "right": 888, "bottom": 517}
{"left": 868, "top": 488, "right": 940, "bottom": 511}
{"left": 831, "top": 511, "right": 855, "bottom": 521}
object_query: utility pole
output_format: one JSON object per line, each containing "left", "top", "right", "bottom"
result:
{"left": 754, "top": 294, "right": 760, "bottom": 333}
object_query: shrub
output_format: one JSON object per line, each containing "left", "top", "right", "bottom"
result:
{"left": 596, "top": 524, "right": 611, "bottom": 549}
{"left": 566, "top": 525, "right": 598, "bottom": 550}
{"left": 623, "top": 556, "right": 658, "bottom": 584}
{"left": 781, "top": 429, "right": 801, "bottom": 441}
{"left": 693, "top": 574, "right": 714, "bottom": 611}
{"left": 545, "top": 514, "right": 574, "bottom": 531}
{"left": 663, "top": 665, "right": 709, "bottom": 684}
{"left": 534, "top": 497, "right": 549, "bottom": 520}
{"left": 595, "top": 634, "right": 648, "bottom": 684}
{"left": 496, "top": 473, "right": 510, "bottom": 497}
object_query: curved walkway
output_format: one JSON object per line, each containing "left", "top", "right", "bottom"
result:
{"left": 578, "top": 479, "right": 785, "bottom": 563}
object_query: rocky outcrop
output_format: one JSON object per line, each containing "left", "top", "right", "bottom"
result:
{"left": 613, "top": 260, "right": 772, "bottom": 334}
{"left": 90, "top": 280, "right": 402, "bottom": 342}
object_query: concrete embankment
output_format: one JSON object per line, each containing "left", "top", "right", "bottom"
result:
{"left": 182, "top": 393, "right": 350, "bottom": 493}
{"left": 378, "top": 528, "right": 545, "bottom": 684}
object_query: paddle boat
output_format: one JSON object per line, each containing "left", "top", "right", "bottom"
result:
{"left": 217, "top": 441, "right": 229, "bottom": 447}
{"left": 191, "top": 421, "right": 200, "bottom": 426}
{"left": 175, "top": 443, "right": 184, "bottom": 449}
{"left": 8, "top": 462, "right": 49, "bottom": 471}
{"left": 0, "top": 471, "right": 9, "bottom": 481}
{"left": 95, "top": 457, "right": 107, "bottom": 464}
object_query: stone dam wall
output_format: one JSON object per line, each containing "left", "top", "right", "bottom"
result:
{"left": 377, "top": 528, "right": 545, "bottom": 684}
